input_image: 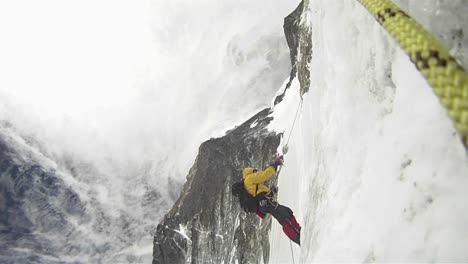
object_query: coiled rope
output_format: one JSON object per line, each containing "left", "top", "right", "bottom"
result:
{"left": 357, "top": 0, "right": 468, "bottom": 148}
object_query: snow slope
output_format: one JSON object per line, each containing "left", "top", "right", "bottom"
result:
{"left": 269, "top": 0, "right": 468, "bottom": 262}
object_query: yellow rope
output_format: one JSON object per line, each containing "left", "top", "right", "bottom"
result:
{"left": 357, "top": 0, "right": 468, "bottom": 147}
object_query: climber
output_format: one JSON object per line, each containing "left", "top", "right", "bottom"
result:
{"left": 242, "top": 156, "right": 301, "bottom": 245}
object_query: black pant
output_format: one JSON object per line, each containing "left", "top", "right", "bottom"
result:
{"left": 257, "top": 192, "right": 293, "bottom": 224}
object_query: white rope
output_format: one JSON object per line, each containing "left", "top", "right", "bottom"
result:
{"left": 290, "top": 239, "right": 295, "bottom": 264}
{"left": 282, "top": 99, "right": 303, "bottom": 262}
{"left": 285, "top": 98, "right": 304, "bottom": 148}
{"left": 275, "top": 98, "right": 303, "bottom": 183}
{"left": 272, "top": 98, "right": 303, "bottom": 263}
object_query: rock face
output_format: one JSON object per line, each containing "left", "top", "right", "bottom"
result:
{"left": 276, "top": 0, "right": 312, "bottom": 105}
{"left": 152, "top": 109, "right": 281, "bottom": 264}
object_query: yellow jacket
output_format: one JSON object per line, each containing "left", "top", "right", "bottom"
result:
{"left": 242, "top": 166, "right": 276, "bottom": 197}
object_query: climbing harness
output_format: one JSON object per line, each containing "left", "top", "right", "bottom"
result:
{"left": 357, "top": 0, "right": 468, "bottom": 148}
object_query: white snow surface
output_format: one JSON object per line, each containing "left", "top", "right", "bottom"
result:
{"left": 269, "top": 0, "right": 468, "bottom": 263}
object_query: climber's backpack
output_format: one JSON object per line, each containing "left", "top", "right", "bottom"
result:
{"left": 231, "top": 179, "right": 258, "bottom": 213}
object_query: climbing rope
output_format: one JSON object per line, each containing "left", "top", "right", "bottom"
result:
{"left": 274, "top": 98, "right": 304, "bottom": 184}
{"left": 271, "top": 98, "right": 303, "bottom": 263}
{"left": 267, "top": 97, "right": 303, "bottom": 262}
{"left": 290, "top": 239, "right": 296, "bottom": 264}
{"left": 284, "top": 98, "right": 304, "bottom": 152}
{"left": 357, "top": 0, "right": 468, "bottom": 148}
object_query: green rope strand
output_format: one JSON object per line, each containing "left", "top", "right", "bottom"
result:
{"left": 357, "top": 0, "right": 468, "bottom": 147}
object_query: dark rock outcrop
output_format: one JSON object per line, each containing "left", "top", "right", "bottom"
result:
{"left": 152, "top": 109, "right": 281, "bottom": 264}
{"left": 275, "top": 0, "right": 312, "bottom": 106}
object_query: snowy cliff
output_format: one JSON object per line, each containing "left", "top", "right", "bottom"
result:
{"left": 151, "top": 2, "right": 308, "bottom": 263}
{"left": 269, "top": 0, "right": 468, "bottom": 263}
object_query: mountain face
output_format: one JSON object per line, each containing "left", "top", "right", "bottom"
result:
{"left": 0, "top": 123, "right": 160, "bottom": 264}
{"left": 152, "top": 109, "right": 280, "bottom": 264}
{"left": 283, "top": 0, "right": 312, "bottom": 97}
{"left": 152, "top": 2, "right": 309, "bottom": 263}
{"left": 275, "top": 0, "right": 311, "bottom": 105}
{"left": 0, "top": 125, "right": 85, "bottom": 264}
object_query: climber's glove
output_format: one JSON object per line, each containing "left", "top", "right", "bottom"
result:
{"left": 269, "top": 155, "right": 284, "bottom": 171}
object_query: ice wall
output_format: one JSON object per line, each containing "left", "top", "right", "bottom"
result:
{"left": 270, "top": 0, "right": 468, "bottom": 262}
